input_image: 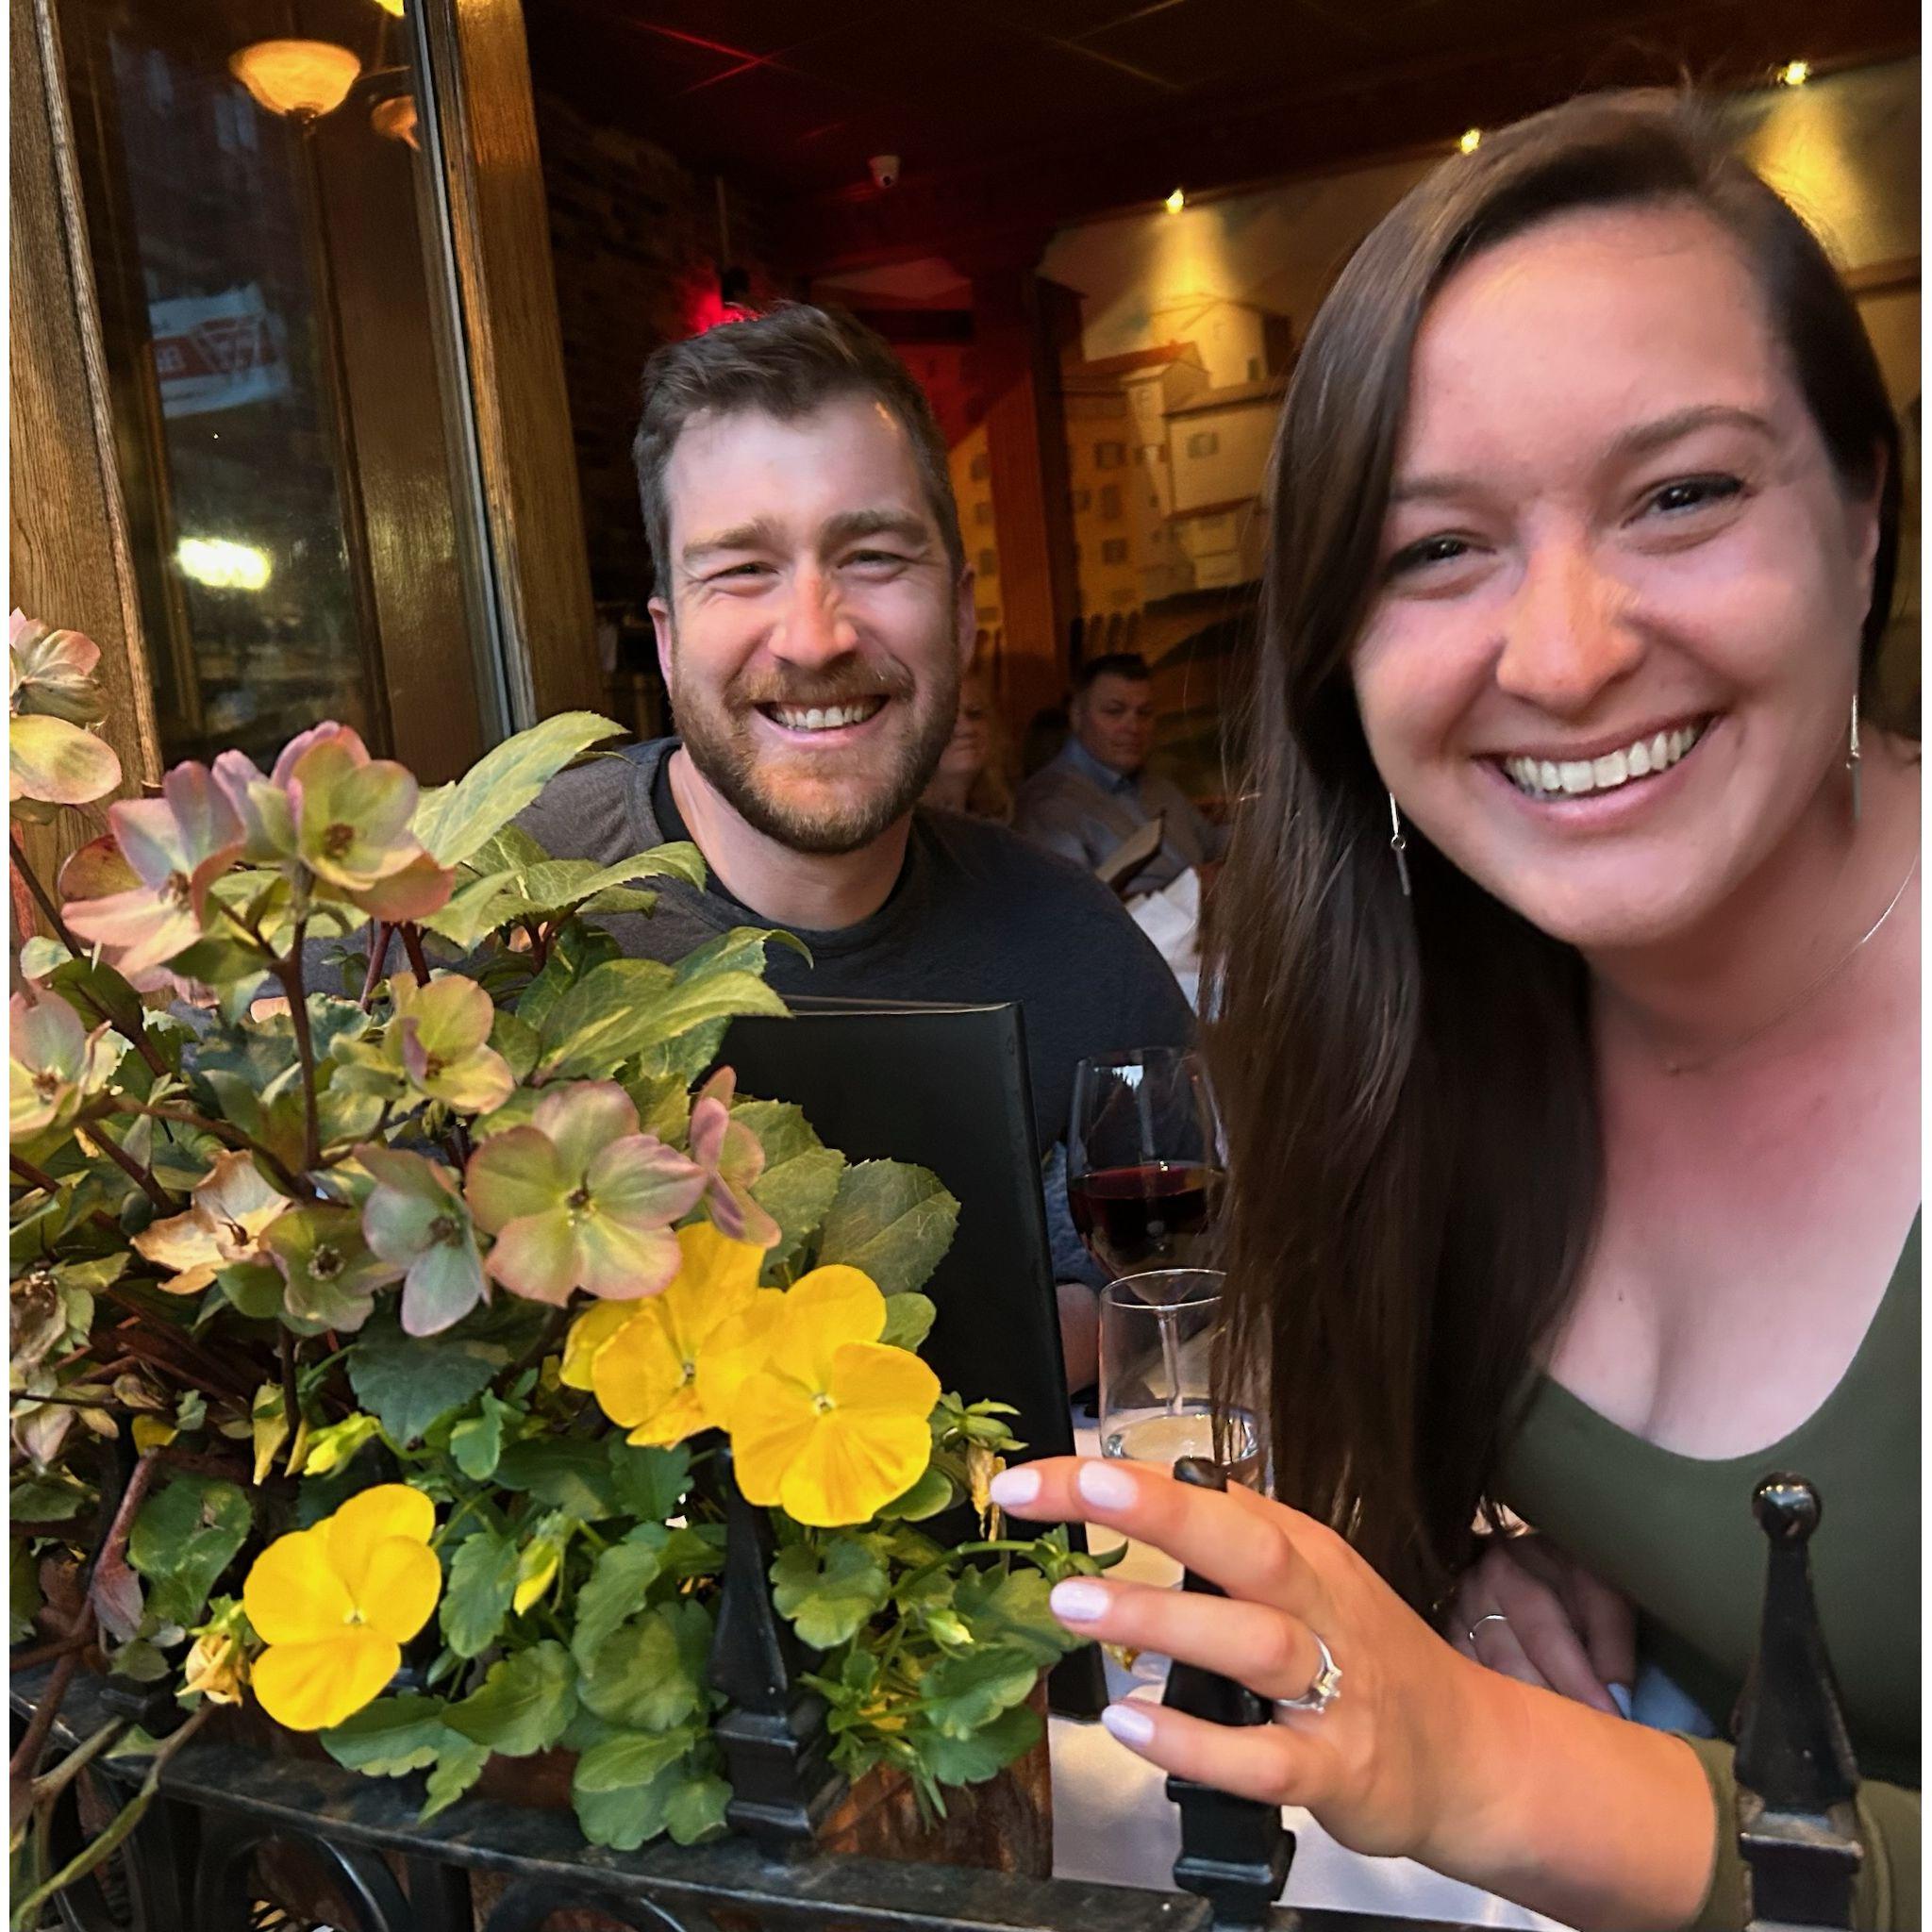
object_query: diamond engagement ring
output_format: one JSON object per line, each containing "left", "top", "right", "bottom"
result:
{"left": 1274, "top": 1632, "right": 1342, "bottom": 1716}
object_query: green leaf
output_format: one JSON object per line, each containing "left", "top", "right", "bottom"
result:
{"left": 533, "top": 958, "right": 674, "bottom": 1078}
{"left": 950, "top": 1565, "right": 1081, "bottom": 1668}
{"left": 346, "top": 1318, "right": 509, "bottom": 1446}
{"left": 918, "top": 1643, "right": 1041, "bottom": 1740}
{"left": 535, "top": 958, "right": 790, "bottom": 1082}
{"left": 488, "top": 1011, "right": 540, "bottom": 1086}
{"left": 568, "top": 1541, "right": 668, "bottom": 1673}
{"left": 608, "top": 1441, "right": 690, "bottom": 1522}
{"left": 663, "top": 1765, "right": 731, "bottom": 1845}
{"left": 10, "top": 1540, "right": 42, "bottom": 1643}
{"left": 217, "top": 1262, "right": 285, "bottom": 1321}
{"left": 417, "top": 868, "right": 520, "bottom": 948}
{"left": 770, "top": 1537, "right": 890, "bottom": 1650}
{"left": 572, "top": 1763, "right": 673, "bottom": 1852}
{"left": 734, "top": 1101, "right": 846, "bottom": 1272}
{"left": 448, "top": 1392, "right": 512, "bottom": 1481}
{"left": 420, "top": 1732, "right": 491, "bottom": 1820}
{"left": 577, "top": 1600, "right": 706, "bottom": 1731}
{"left": 671, "top": 924, "right": 809, "bottom": 982}
{"left": 817, "top": 1162, "right": 960, "bottom": 1296}
{"left": 493, "top": 1439, "right": 623, "bottom": 1520}
{"left": 412, "top": 712, "right": 628, "bottom": 866}
{"left": 573, "top": 1724, "right": 697, "bottom": 1794}
{"left": 443, "top": 1640, "right": 577, "bottom": 1756}
{"left": 876, "top": 1461, "right": 954, "bottom": 1523}
{"left": 126, "top": 1473, "right": 250, "bottom": 1627}
{"left": 320, "top": 1695, "right": 450, "bottom": 1777}
{"left": 9, "top": 1478, "right": 91, "bottom": 1523}
{"left": 440, "top": 1527, "right": 520, "bottom": 1659}
{"left": 911, "top": 1700, "right": 1041, "bottom": 1785}
{"left": 878, "top": 1292, "right": 937, "bottom": 1352}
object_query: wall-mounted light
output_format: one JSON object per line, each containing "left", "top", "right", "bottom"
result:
{"left": 372, "top": 92, "right": 419, "bottom": 149}
{"left": 176, "top": 538, "right": 272, "bottom": 591}
{"left": 1164, "top": 186, "right": 1186, "bottom": 214}
{"left": 1458, "top": 127, "right": 1482, "bottom": 155}
{"left": 372, "top": 0, "right": 405, "bottom": 13}
{"left": 229, "top": 39, "right": 361, "bottom": 122}
{"left": 1776, "top": 58, "right": 1810, "bottom": 87}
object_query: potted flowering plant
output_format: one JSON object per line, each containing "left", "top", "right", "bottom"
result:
{"left": 8, "top": 614, "right": 1100, "bottom": 1926}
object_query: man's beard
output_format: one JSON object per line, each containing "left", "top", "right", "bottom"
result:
{"left": 675, "top": 658, "right": 960, "bottom": 857}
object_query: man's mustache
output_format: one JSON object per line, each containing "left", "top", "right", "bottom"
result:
{"left": 730, "top": 666, "right": 919, "bottom": 708}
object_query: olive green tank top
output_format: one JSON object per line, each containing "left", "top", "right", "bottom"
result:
{"left": 1494, "top": 1214, "right": 1920, "bottom": 1790}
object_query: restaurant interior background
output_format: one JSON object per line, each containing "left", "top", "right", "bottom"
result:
{"left": 11, "top": 0, "right": 1920, "bottom": 841}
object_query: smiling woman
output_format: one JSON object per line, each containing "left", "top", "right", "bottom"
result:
{"left": 1010, "top": 88, "right": 1922, "bottom": 1932}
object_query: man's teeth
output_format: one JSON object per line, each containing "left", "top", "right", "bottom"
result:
{"left": 769, "top": 701, "right": 883, "bottom": 731}
{"left": 1504, "top": 724, "right": 1705, "bottom": 799}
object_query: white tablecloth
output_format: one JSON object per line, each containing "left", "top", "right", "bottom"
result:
{"left": 1049, "top": 1424, "right": 1573, "bottom": 1928}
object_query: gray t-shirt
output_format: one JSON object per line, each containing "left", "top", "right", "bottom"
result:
{"left": 518, "top": 741, "right": 1194, "bottom": 1279}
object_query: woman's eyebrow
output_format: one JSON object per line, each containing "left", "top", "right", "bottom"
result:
{"left": 1388, "top": 404, "right": 1779, "bottom": 507}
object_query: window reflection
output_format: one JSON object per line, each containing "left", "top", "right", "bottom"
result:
{"left": 58, "top": 0, "right": 493, "bottom": 778}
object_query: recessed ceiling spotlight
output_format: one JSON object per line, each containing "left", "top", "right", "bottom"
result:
{"left": 1164, "top": 186, "right": 1186, "bottom": 214}
{"left": 1777, "top": 58, "right": 1810, "bottom": 87}
{"left": 1458, "top": 127, "right": 1482, "bottom": 155}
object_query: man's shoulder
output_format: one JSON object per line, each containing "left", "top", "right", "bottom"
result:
{"left": 1012, "top": 753, "right": 1096, "bottom": 822}
{"left": 519, "top": 737, "right": 665, "bottom": 860}
{"left": 917, "top": 808, "right": 1133, "bottom": 923}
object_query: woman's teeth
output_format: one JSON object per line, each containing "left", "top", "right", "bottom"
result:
{"left": 1503, "top": 723, "right": 1706, "bottom": 800}
{"left": 767, "top": 700, "right": 884, "bottom": 732}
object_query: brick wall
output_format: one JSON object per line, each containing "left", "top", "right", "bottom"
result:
{"left": 532, "top": 90, "right": 790, "bottom": 609}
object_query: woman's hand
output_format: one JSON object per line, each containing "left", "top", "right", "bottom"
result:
{"left": 990, "top": 1456, "right": 1714, "bottom": 1932}
{"left": 989, "top": 1454, "right": 1510, "bottom": 1868}
{"left": 1445, "top": 1534, "right": 1635, "bottom": 1717}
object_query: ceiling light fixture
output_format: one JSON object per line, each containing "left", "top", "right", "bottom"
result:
{"left": 228, "top": 39, "right": 361, "bottom": 123}
{"left": 1777, "top": 58, "right": 1810, "bottom": 87}
{"left": 1164, "top": 186, "right": 1186, "bottom": 214}
{"left": 1458, "top": 127, "right": 1482, "bottom": 155}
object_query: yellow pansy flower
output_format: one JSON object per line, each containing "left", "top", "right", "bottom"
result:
{"left": 584, "top": 1223, "right": 776, "bottom": 1446}
{"left": 701, "top": 1266, "right": 941, "bottom": 1528}
{"left": 242, "top": 1484, "right": 440, "bottom": 1731}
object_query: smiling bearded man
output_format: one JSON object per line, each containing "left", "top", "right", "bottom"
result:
{"left": 517, "top": 305, "right": 1193, "bottom": 1389}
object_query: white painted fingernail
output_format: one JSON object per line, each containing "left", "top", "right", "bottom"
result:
{"left": 1050, "top": 1578, "right": 1108, "bottom": 1623}
{"left": 1102, "top": 1702, "right": 1156, "bottom": 1746}
{"left": 988, "top": 1466, "right": 1040, "bottom": 1507}
{"left": 1075, "top": 1459, "right": 1137, "bottom": 1509}
{"left": 1608, "top": 1682, "right": 1634, "bottom": 1719}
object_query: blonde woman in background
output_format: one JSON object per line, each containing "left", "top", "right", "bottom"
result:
{"left": 922, "top": 668, "right": 1014, "bottom": 821}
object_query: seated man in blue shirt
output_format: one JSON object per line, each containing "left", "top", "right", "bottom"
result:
{"left": 1012, "top": 654, "right": 1228, "bottom": 893}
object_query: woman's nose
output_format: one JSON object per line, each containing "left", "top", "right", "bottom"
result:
{"left": 1493, "top": 541, "right": 1643, "bottom": 715}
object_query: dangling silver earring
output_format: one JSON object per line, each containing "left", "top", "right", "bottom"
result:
{"left": 1846, "top": 691, "right": 1862, "bottom": 825}
{"left": 1388, "top": 792, "right": 1412, "bottom": 898}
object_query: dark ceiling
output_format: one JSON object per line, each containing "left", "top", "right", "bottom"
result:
{"left": 525, "top": 0, "right": 1918, "bottom": 272}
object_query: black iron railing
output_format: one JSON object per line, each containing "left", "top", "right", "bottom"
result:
{"left": 11, "top": 1467, "right": 1865, "bottom": 1932}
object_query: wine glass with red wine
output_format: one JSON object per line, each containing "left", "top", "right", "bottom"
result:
{"left": 1067, "top": 1047, "right": 1223, "bottom": 1279}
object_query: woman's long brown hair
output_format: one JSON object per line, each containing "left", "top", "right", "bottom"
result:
{"left": 1208, "top": 92, "right": 1901, "bottom": 1613}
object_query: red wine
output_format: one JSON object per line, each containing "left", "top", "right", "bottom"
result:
{"left": 1068, "top": 1162, "right": 1221, "bottom": 1275}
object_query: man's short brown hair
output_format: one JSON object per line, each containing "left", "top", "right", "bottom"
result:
{"left": 632, "top": 304, "right": 966, "bottom": 595}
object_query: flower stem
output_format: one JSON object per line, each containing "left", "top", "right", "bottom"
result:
{"left": 358, "top": 922, "right": 392, "bottom": 1009}
{"left": 275, "top": 919, "right": 322, "bottom": 1172}
{"left": 75, "top": 1125, "right": 178, "bottom": 1215}
{"left": 278, "top": 1330, "right": 301, "bottom": 1444}
{"left": 8, "top": 1606, "right": 93, "bottom": 1796}
{"left": 10, "top": 1702, "right": 215, "bottom": 1924}
{"left": 108, "top": 1097, "right": 308, "bottom": 1198}
{"left": 9, "top": 831, "right": 82, "bottom": 956}
{"left": 399, "top": 922, "right": 431, "bottom": 987}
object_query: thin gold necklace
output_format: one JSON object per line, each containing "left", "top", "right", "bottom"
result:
{"left": 1660, "top": 849, "right": 1919, "bottom": 1075}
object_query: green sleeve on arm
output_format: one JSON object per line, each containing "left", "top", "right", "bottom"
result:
{"left": 1678, "top": 1734, "right": 1920, "bottom": 1932}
